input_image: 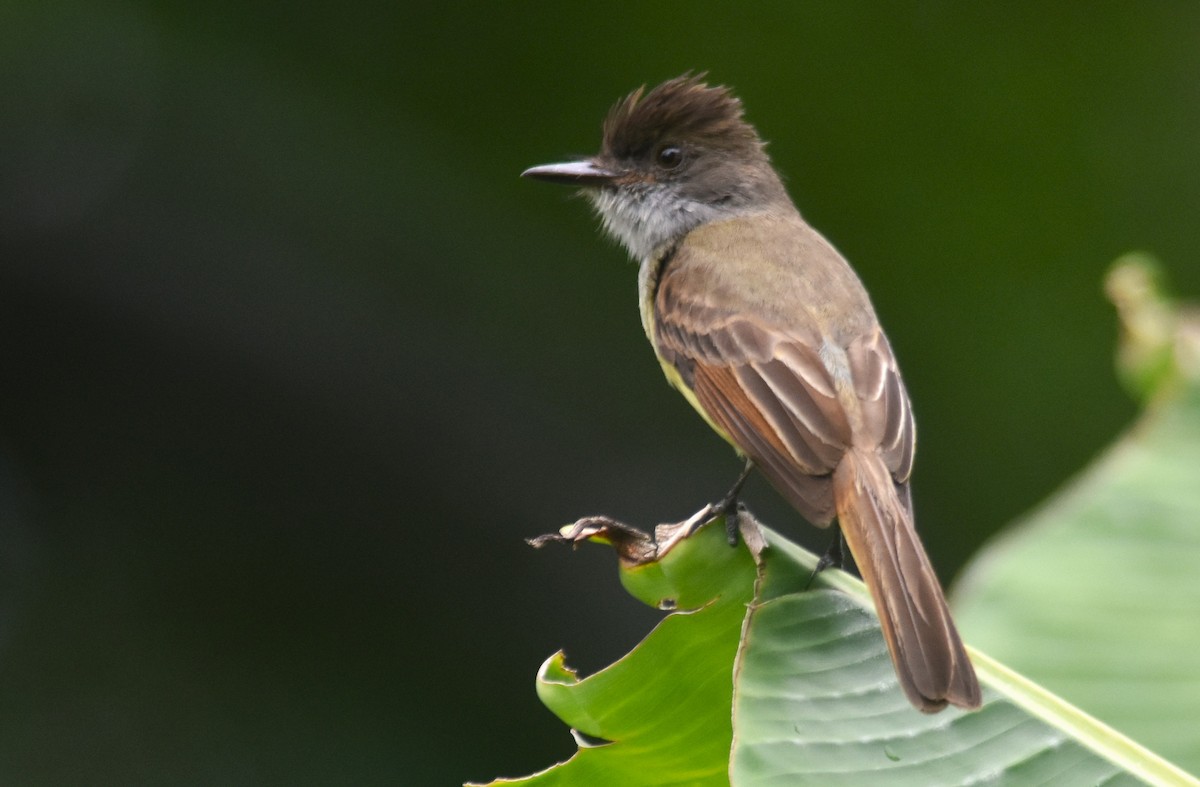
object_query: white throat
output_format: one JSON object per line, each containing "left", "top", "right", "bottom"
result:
{"left": 587, "top": 184, "right": 729, "bottom": 262}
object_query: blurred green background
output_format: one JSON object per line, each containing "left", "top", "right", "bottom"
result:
{"left": 1, "top": 2, "right": 1197, "bottom": 784}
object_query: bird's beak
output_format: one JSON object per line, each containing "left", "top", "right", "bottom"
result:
{"left": 521, "top": 159, "right": 618, "bottom": 186}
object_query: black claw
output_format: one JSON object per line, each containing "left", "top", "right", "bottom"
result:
{"left": 805, "top": 527, "right": 845, "bottom": 590}
{"left": 685, "top": 459, "right": 756, "bottom": 543}
{"left": 713, "top": 459, "right": 754, "bottom": 546}
{"left": 724, "top": 503, "right": 747, "bottom": 546}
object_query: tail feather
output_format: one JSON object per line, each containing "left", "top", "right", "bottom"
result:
{"left": 832, "top": 450, "right": 981, "bottom": 712}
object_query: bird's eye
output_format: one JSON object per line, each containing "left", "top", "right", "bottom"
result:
{"left": 656, "top": 145, "right": 683, "bottom": 169}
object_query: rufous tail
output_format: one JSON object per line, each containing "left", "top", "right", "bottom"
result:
{"left": 832, "top": 449, "right": 981, "bottom": 712}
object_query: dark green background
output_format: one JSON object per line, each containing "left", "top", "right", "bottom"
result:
{"left": 1, "top": 3, "right": 1197, "bottom": 784}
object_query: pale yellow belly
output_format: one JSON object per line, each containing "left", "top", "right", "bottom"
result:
{"left": 639, "top": 255, "right": 740, "bottom": 452}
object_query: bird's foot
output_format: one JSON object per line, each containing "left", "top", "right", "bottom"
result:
{"left": 805, "top": 528, "right": 845, "bottom": 590}
{"left": 685, "top": 460, "right": 755, "bottom": 545}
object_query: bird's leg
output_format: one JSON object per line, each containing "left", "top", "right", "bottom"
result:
{"left": 805, "top": 526, "right": 845, "bottom": 590}
{"left": 727, "top": 502, "right": 750, "bottom": 546}
{"left": 721, "top": 458, "right": 755, "bottom": 510}
{"left": 690, "top": 458, "right": 754, "bottom": 544}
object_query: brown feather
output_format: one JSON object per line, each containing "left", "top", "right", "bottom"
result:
{"left": 651, "top": 219, "right": 980, "bottom": 711}
{"left": 602, "top": 74, "right": 761, "bottom": 161}
{"left": 530, "top": 73, "right": 979, "bottom": 712}
{"left": 834, "top": 450, "right": 981, "bottom": 711}
{"left": 691, "top": 363, "right": 836, "bottom": 525}
{"left": 844, "top": 329, "right": 917, "bottom": 482}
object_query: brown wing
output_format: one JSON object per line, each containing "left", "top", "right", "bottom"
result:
{"left": 652, "top": 240, "right": 979, "bottom": 712}
{"left": 845, "top": 327, "right": 916, "bottom": 484}
{"left": 653, "top": 261, "right": 916, "bottom": 525}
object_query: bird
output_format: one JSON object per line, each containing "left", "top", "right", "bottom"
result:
{"left": 523, "top": 74, "right": 981, "bottom": 713}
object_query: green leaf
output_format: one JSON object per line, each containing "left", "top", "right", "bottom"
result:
{"left": 481, "top": 513, "right": 1194, "bottom": 786}
{"left": 732, "top": 589, "right": 1133, "bottom": 786}
{"left": 482, "top": 261, "right": 1200, "bottom": 786}
{"left": 734, "top": 530, "right": 1194, "bottom": 786}
{"left": 480, "top": 522, "right": 754, "bottom": 786}
{"left": 1104, "top": 252, "right": 1193, "bottom": 401}
{"left": 954, "top": 273, "right": 1200, "bottom": 774}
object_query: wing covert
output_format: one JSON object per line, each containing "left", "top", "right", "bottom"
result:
{"left": 652, "top": 257, "right": 917, "bottom": 517}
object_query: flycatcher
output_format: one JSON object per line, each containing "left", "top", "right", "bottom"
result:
{"left": 523, "top": 75, "right": 981, "bottom": 713}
